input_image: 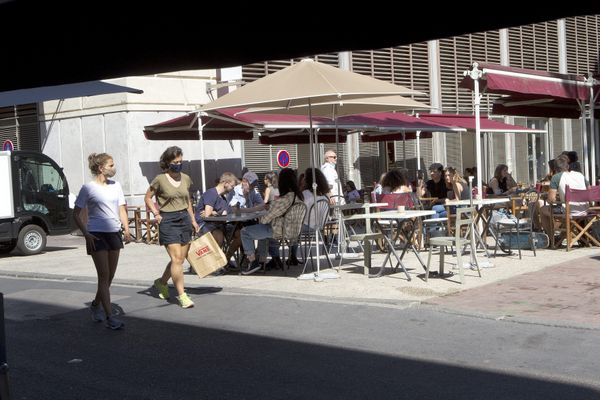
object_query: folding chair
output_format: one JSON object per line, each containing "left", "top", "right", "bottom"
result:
{"left": 563, "top": 185, "right": 600, "bottom": 251}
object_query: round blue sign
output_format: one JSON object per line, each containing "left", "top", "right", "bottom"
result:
{"left": 277, "top": 150, "right": 290, "bottom": 168}
{"left": 2, "top": 140, "right": 13, "bottom": 152}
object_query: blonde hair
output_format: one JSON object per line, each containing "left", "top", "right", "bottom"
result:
{"left": 219, "top": 172, "right": 238, "bottom": 185}
{"left": 88, "top": 153, "right": 112, "bottom": 176}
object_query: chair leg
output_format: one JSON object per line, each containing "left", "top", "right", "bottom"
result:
{"left": 456, "top": 244, "right": 464, "bottom": 284}
{"left": 516, "top": 224, "right": 522, "bottom": 260}
{"left": 426, "top": 245, "right": 433, "bottom": 282}
{"left": 530, "top": 226, "right": 537, "bottom": 257}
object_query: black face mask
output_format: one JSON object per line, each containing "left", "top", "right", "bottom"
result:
{"left": 169, "top": 163, "right": 183, "bottom": 173}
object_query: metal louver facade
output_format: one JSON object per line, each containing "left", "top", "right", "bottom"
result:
{"left": 0, "top": 104, "right": 40, "bottom": 152}
{"left": 565, "top": 15, "right": 600, "bottom": 74}
{"left": 241, "top": 14, "right": 600, "bottom": 186}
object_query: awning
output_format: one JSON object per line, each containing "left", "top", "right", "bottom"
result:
{"left": 418, "top": 114, "right": 546, "bottom": 133}
{"left": 0, "top": 80, "right": 143, "bottom": 108}
{"left": 143, "top": 113, "right": 255, "bottom": 141}
{"left": 492, "top": 94, "right": 600, "bottom": 119}
{"left": 459, "top": 63, "right": 592, "bottom": 100}
{"left": 361, "top": 131, "right": 433, "bottom": 142}
{"left": 144, "top": 109, "right": 462, "bottom": 142}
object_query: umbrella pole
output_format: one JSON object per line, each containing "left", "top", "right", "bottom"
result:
{"left": 334, "top": 107, "right": 346, "bottom": 265}
{"left": 200, "top": 124, "right": 207, "bottom": 193}
{"left": 298, "top": 100, "right": 339, "bottom": 282}
{"left": 416, "top": 131, "right": 421, "bottom": 172}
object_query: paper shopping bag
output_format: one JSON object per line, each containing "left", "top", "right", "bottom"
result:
{"left": 187, "top": 232, "right": 227, "bottom": 278}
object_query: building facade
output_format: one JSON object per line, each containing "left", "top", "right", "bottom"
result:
{"left": 1, "top": 15, "right": 598, "bottom": 202}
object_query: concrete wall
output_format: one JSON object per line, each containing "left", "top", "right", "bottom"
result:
{"left": 38, "top": 69, "right": 244, "bottom": 206}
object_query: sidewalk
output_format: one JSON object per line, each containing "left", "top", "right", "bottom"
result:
{"left": 1, "top": 234, "right": 598, "bottom": 327}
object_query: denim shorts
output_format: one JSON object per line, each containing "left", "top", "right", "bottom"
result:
{"left": 86, "top": 231, "right": 123, "bottom": 255}
{"left": 159, "top": 210, "right": 192, "bottom": 245}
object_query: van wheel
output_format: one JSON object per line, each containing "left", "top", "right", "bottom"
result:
{"left": 17, "top": 225, "right": 47, "bottom": 255}
{"left": 0, "top": 240, "right": 17, "bottom": 254}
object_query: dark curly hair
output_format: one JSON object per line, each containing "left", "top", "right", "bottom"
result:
{"left": 159, "top": 146, "right": 183, "bottom": 170}
{"left": 304, "top": 168, "right": 330, "bottom": 196}
{"left": 278, "top": 168, "right": 303, "bottom": 200}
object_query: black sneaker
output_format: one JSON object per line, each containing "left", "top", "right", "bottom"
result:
{"left": 265, "top": 257, "right": 283, "bottom": 271}
{"left": 286, "top": 256, "right": 299, "bottom": 266}
{"left": 241, "top": 260, "right": 262, "bottom": 275}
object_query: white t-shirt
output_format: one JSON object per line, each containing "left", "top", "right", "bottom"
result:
{"left": 75, "top": 180, "right": 126, "bottom": 232}
{"left": 558, "top": 171, "right": 588, "bottom": 215}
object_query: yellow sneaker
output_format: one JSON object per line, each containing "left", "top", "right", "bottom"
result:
{"left": 177, "top": 292, "right": 194, "bottom": 309}
{"left": 154, "top": 278, "right": 170, "bottom": 300}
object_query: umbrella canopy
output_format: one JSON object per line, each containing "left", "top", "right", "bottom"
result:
{"left": 199, "top": 59, "right": 421, "bottom": 112}
{"left": 239, "top": 95, "right": 429, "bottom": 117}
{"left": 143, "top": 113, "right": 255, "bottom": 141}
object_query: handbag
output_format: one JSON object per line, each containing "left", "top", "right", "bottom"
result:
{"left": 186, "top": 232, "right": 227, "bottom": 278}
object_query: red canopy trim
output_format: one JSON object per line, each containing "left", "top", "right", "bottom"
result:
{"left": 418, "top": 114, "right": 545, "bottom": 133}
{"left": 459, "top": 62, "right": 593, "bottom": 101}
{"left": 361, "top": 131, "right": 433, "bottom": 142}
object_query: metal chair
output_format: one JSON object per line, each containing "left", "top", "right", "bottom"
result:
{"left": 300, "top": 198, "right": 334, "bottom": 273}
{"left": 493, "top": 190, "right": 539, "bottom": 259}
{"left": 277, "top": 201, "right": 307, "bottom": 275}
{"left": 426, "top": 206, "right": 480, "bottom": 284}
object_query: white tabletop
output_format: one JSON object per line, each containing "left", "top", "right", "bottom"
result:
{"left": 344, "top": 209, "right": 435, "bottom": 221}
{"left": 445, "top": 197, "right": 510, "bottom": 206}
{"left": 332, "top": 202, "right": 388, "bottom": 211}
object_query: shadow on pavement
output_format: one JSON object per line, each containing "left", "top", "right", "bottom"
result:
{"left": 3, "top": 298, "right": 599, "bottom": 400}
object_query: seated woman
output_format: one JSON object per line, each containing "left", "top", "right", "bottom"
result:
{"left": 344, "top": 180, "right": 361, "bottom": 203}
{"left": 487, "top": 164, "right": 518, "bottom": 196}
{"left": 240, "top": 168, "right": 304, "bottom": 275}
{"left": 263, "top": 171, "right": 279, "bottom": 208}
{"left": 445, "top": 167, "right": 470, "bottom": 201}
{"left": 381, "top": 168, "right": 412, "bottom": 194}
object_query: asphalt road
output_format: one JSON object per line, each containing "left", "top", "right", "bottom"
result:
{"left": 1, "top": 276, "right": 599, "bottom": 399}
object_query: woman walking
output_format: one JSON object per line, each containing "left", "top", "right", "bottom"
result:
{"left": 145, "top": 146, "right": 200, "bottom": 308}
{"left": 73, "top": 153, "right": 131, "bottom": 330}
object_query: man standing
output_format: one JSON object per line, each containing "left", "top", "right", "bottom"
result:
{"left": 321, "top": 149, "right": 343, "bottom": 204}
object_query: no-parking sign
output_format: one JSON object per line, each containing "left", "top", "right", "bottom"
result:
{"left": 2, "top": 140, "right": 13, "bottom": 152}
{"left": 276, "top": 150, "right": 290, "bottom": 168}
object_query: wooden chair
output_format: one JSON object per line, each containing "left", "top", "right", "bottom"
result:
{"left": 140, "top": 202, "right": 160, "bottom": 244}
{"left": 562, "top": 185, "right": 600, "bottom": 251}
{"left": 426, "top": 206, "right": 481, "bottom": 284}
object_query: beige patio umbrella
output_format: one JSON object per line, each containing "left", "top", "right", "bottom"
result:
{"left": 238, "top": 95, "right": 429, "bottom": 117}
{"left": 199, "top": 60, "right": 421, "bottom": 112}
{"left": 199, "top": 59, "right": 426, "bottom": 281}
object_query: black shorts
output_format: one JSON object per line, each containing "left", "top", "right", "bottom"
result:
{"left": 160, "top": 210, "right": 192, "bottom": 245}
{"left": 86, "top": 231, "right": 124, "bottom": 255}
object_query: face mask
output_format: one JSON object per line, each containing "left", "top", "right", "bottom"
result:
{"left": 169, "top": 163, "right": 183, "bottom": 173}
{"left": 103, "top": 167, "right": 116, "bottom": 177}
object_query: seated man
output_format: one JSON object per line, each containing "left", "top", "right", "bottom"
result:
{"left": 418, "top": 163, "right": 448, "bottom": 218}
{"left": 195, "top": 172, "right": 238, "bottom": 264}
{"left": 540, "top": 154, "right": 589, "bottom": 240}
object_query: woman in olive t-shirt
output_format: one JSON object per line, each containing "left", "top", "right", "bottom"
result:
{"left": 144, "top": 146, "right": 199, "bottom": 309}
